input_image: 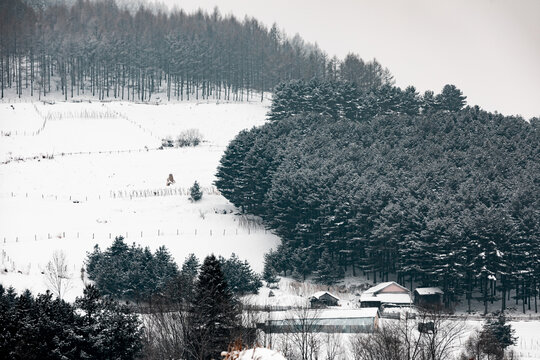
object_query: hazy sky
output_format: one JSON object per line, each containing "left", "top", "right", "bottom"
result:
{"left": 147, "top": 0, "right": 540, "bottom": 119}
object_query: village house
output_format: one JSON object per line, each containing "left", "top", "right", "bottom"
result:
{"left": 360, "top": 281, "right": 413, "bottom": 309}
{"left": 309, "top": 291, "right": 340, "bottom": 308}
{"left": 414, "top": 287, "right": 444, "bottom": 309}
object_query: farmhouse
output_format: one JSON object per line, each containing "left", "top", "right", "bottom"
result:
{"left": 414, "top": 287, "right": 444, "bottom": 309}
{"left": 360, "top": 281, "right": 412, "bottom": 309}
{"left": 263, "top": 308, "right": 380, "bottom": 334}
{"left": 309, "top": 291, "right": 340, "bottom": 308}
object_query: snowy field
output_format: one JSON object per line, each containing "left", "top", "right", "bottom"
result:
{"left": 0, "top": 99, "right": 279, "bottom": 302}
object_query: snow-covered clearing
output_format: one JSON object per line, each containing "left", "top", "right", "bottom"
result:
{"left": 0, "top": 100, "right": 279, "bottom": 302}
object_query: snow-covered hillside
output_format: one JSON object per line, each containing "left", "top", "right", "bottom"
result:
{"left": 0, "top": 100, "right": 279, "bottom": 302}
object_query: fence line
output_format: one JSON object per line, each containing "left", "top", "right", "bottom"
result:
{"left": 110, "top": 185, "right": 219, "bottom": 199}
{"left": 2, "top": 185, "right": 220, "bottom": 201}
{"left": 1, "top": 226, "right": 268, "bottom": 245}
{"left": 0, "top": 146, "right": 161, "bottom": 165}
{"left": 105, "top": 106, "right": 163, "bottom": 141}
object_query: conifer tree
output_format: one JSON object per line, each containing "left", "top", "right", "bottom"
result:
{"left": 189, "top": 180, "right": 203, "bottom": 202}
{"left": 219, "top": 253, "right": 262, "bottom": 294}
{"left": 75, "top": 285, "right": 143, "bottom": 359}
{"left": 437, "top": 84, "right": 467, "bottom": 112}
{"left": 263, "top": 251, "right": 279, "bottom": 286}
{"left": 175, "top": 253, "right": 200, "bottom": 303}
{"left": 187, "top": 255, "right": 240, "bottom": 360}
{"left": 481, "top": 313, "right": 517, "bottom": 350}
{"left": 314, "top": 249, "right": 344, "bottom": 285}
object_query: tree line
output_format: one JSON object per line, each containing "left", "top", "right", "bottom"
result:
{"left": 0, "top": 0, "right": 392, "bottom": 102}
{"left": 0, "top": 284, "right": 143, "bottom": 359}
{"left": 0, "top": 254, "right": 250, "bottom": 360}
{"left": 85, "top": 236, "right": 262, "bottom": 303}
{"left": 215, "top": 79, "right": 540, "bottom": 313}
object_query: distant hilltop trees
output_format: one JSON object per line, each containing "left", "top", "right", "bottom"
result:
{"left": 0, "top": 0, "right": 393, "bottom": 101}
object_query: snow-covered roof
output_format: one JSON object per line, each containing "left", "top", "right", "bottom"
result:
{"left": 318, "top": 308, "right": 379, "bottom": 319}
{"left": 415, "top": 287, "right": 443, "bottom": 295}
{"left": 359, "top": 292, "right": 413, "bottom": 305}
{"left": 311, "top": 291, "right": 340, "bottom": 300}
{"left": 269, "top": 308, "right": 379, "bottom": 321}
{"left": 363, "top": 281, "right": 410, "bottom": 294}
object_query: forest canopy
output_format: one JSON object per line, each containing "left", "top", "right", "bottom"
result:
{"left": 215, "top": 80, "right": 540, "bottom": 311}
{"left": 1, "top": 0, "right": 392, "bottom": 101}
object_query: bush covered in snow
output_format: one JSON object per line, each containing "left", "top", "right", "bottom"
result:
{"left": 176, "top": 128, "right": 203, "bottom": 147}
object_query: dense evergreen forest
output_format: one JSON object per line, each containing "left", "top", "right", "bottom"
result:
{"left": 0, "top": 284, "right": 143, "bottom": 359}
{"left": 0, "top": 0, "right": 392, "bottom": 101}
{"left": 216, "top": 80, "right": 540, "bottom": 313}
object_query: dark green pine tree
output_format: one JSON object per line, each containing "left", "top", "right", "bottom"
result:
{"left": 314, "top": 248, "right": 344, "bottom": 285}
{"left": 481, "top": 313, "right": 517, "bottom": 349}
{"left": 189, "top": 181, "right": 203, "bottom": 201}
{"left": 399, "top": 86, "right": 421, "bottom": 116}
{"left": 421, "top": 89, "right": 439, "bottom": 113}
{"left": 172, "top": 253, "right": 200, "bottom": 303}
{"left": 151, "top": 246, "right": 180, "bottom": 298}
{"left": 219, "top": 254, "right": 262, "bottom": 295}
{"left": 188, "top": 255, "right": 241, "bottom": 360}
{"left": 75, "top": 285, "right": 143, "bottom": 359}
{"left": 436, "top": 84, "right": 467, "bottom": 112}
{"left": 215, "top": 129, "right": 259, "bottom": 211}
{"left": 263, "top": 251, "right": 279, "bottom": 286}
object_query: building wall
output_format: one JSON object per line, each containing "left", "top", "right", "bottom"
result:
{"left": 266, "top": 317, "right": 377, "bottom": 334}
{"left": 319, "top": 293, "right": 339, "bottom": 306}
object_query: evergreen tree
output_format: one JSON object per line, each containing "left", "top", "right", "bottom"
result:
{"left": 219, "top": 253, "right": 262, "bottom": 295}
{"left": 172, "top": 253, "right": 200, "bottom": 303}
{"left": 85, "top": 237, "right": 178, "bottom": 302}
{"left": 189, "top": 181, "right": 203, "bottom": 202}
{"left": 187, "top": 255, "right": 241, "bottom": 360}
{"left": 313, "top": 248, "right": 344, "bottom": 285}
{"left": 75, "top": 285, "right": 143, "bottom": 359}
{"left": 0, "top": 285, "right": 142, "bottom": 359}
{"left": 422, "top": 89, "right": 439, "bottom": 113}
{"left": 437, "top": 84, "right": 467, "bottom": 112}
{"left": 263, "top": 251, "right": 279, "bottom": 286}
{"left": 481, "top": 313, "right": 517, "bottom": 350}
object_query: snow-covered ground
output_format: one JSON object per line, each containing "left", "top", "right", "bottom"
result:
{"left": 0, "top": 99, "right": 279, "bottom": 302}
{"left": 1, "top": 98, "right": 539, "bottom": 358}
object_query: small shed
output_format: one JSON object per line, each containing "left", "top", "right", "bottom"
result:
{"left": 309, "top": 291, "right": 340, "bottom": 308}
{"left": 414, "top": 287, "right": 444, "bottom": 309}
{"left": 360, "top": 281, "right": 412, "bottom": 309}
{"left": 264, "top": 308, "right": 380, "bottom": 334}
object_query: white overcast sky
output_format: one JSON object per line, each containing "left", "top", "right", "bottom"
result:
{"left": 146, "top": 0, "right": 540, "bottom": 119}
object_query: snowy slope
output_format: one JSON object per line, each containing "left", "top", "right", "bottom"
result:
{"left": 0, "top": 100, "right": 278, "bottom": 302}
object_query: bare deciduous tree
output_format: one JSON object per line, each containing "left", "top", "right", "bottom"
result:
{"left": 141, "top": 301, "right": 190, "bottom": 360}
{"left": 417, "top": 309, "right": 467, "bottom": 360}
{"left": 324, "top": 331, "right": 344, "bottom": 360}
{"left": 285, "top": 307, "right": 321, "bottom": 360}
{"left": 44, "top": 250, "right": 73, "bottom": 299}
{"left": 349, "top": 309, "right": 466, "bottom": 360}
